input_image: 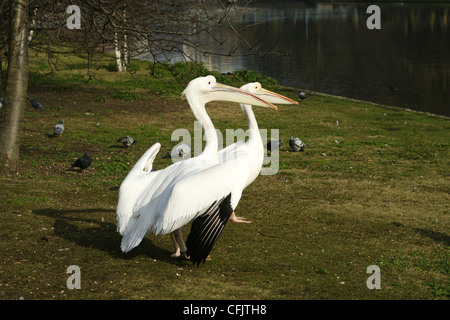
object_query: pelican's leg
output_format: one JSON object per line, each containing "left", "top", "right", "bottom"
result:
{"left": 170, "top": 232, "right": 181, "bottom": 258}
{"left": 229, "top": 211, "right": 252, "bottom": 223}
{"left": 170, "top": 228, "right": 188, "bottom": 260}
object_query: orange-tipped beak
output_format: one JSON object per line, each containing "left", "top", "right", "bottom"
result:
{"left": 211, "top": 83, "right": 278, "bottom": 110}
{"left": 257, "top": 88, "right": 299, "bottom": 105}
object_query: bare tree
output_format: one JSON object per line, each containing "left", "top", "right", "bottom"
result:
{"left": 0, "top": 0, "right": 29, "bottom": 173}
{"left": 0, "top": 0, "right": 270, "bottom": 173}
{"left": 0, "top": 0, "right": 9, "bottom": 95}
{"left": 24, "top": 0, "right": 267, "bottom": 78}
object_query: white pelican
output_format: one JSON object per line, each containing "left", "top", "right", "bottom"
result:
{"left": 116, "top": 76, "right": 278, "bottom": 264}
{"left": 218, "top": 82, "right": 298, "bottom": 223}
{"left": 185, "top": 83, "right": 298, "bottom": 264}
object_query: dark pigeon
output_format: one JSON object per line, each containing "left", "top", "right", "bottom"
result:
{"left": 30, "top": 98, "right": 45, "bottom": 110}
{"left": 71, "top": 153, "right": 92, "bottom": 171}
{"left": 265, "top": 139, "right": 283, "bottom": 152}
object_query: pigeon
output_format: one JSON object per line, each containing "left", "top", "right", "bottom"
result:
{"left": 299, "top": 91, "right": 307, "bottom": 100}
{"left": 53, "top": 119, "right": 64, "bottom": 136}
{"left": 117, "top": 136, "right": 136, "bottom": 147}
{"left": 71, "top": 153, "right": 92, "bottom": 171}
{"left": 265, "top": 139, "right": 283, "bottom": 152}
{"left": 30, "top": 98, "right": 45, "bottom": 110}
{"left": 289, "top": 136, "right": 306, "bottom": 152}
{"left": 0, "top": 98, "right": 4, "bottom": 108}
{"left": 164, "top": 143, "right": 191, "bottom": 160}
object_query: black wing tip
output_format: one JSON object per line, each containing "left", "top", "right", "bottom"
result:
{"left": 189, "top": 256, "right": 206, "bottom": 267}
{"left": 186, "top": 193, "right": 233, "bottom": 266}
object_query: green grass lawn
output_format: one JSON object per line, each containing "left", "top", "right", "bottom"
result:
{"left": 0, "top": 51, "right": 448, "bottom": 300}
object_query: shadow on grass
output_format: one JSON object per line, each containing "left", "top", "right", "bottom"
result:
{"left": 393, "top": 222, "right": 450, "bottom": 246}
{"left": 33, "top": 207, "right": 177, "bottom": 264}
{"left": 413, "top": 228, "right": 450, "bottom": 246}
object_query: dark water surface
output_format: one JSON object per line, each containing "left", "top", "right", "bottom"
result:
{"left": 189, "top": 1, "right": 450, "bottom": 116}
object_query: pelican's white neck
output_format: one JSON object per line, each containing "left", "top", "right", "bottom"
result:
{"left": 241, "top": 104, "right": 261, "bottom": 145}
{"left": 186, "top": 94, "right": 218, "bottom": 159}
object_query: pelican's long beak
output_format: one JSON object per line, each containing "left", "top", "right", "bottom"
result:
{"left": 256, "top": 88, "right": 299, "bottom": 105}
{"left": 208, "top": 83, "right": 278, "bottom": 110}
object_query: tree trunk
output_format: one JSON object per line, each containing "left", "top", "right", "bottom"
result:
{"left": 122, "top": 6, "right": 128, "bottom": 72}
{"left": 0, "top": 0, "right": 29, "bottom": 173}
{"left": 114, "top": 31, "right": 123, "bottom": 72}
{"left": 28, "top": 7, "right": 37, "bottom": 42}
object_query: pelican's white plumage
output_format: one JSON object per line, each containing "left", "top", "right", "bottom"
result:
{"left": 218, "top": 82, "right": 298, "bottom": 222}
{"left": 116, "top": 76, "right": 279, "bottom": 262}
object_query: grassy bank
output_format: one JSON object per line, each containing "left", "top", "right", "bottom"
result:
{"left": 0, "top": 51, "right": 448, "bottom": 300}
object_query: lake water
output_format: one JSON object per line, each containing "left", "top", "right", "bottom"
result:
{"left": 184, "top": 1, "right": 450, "bottom": 117}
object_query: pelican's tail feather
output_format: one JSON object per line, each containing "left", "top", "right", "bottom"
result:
{"left": 116, "top": 143, "right": 161, "bottom": 235}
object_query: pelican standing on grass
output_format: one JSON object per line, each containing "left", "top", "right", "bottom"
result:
{"left": 185, "top": 83, "right": 297, "bottom": 263}
{"left": 219, "top": 82, "right": 298, "bottom": 223}
{"left": 116, "top": 76, "right": 278, "bottom": 265}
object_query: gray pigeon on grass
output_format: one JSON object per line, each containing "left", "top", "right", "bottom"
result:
{"left": 53, "top": 119, "right": 64, "bottom": 136}
{"left": 164, "top": 143, "right": 191, "bottom": 160}
{"left": 289, "top": 136, "right": 306, "bottom": 152}
{"left": 30, "top": 98, "right": 45, "bottom": 110}
{"left": 117, "top": 136, "right": 137, "bottom": 147}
